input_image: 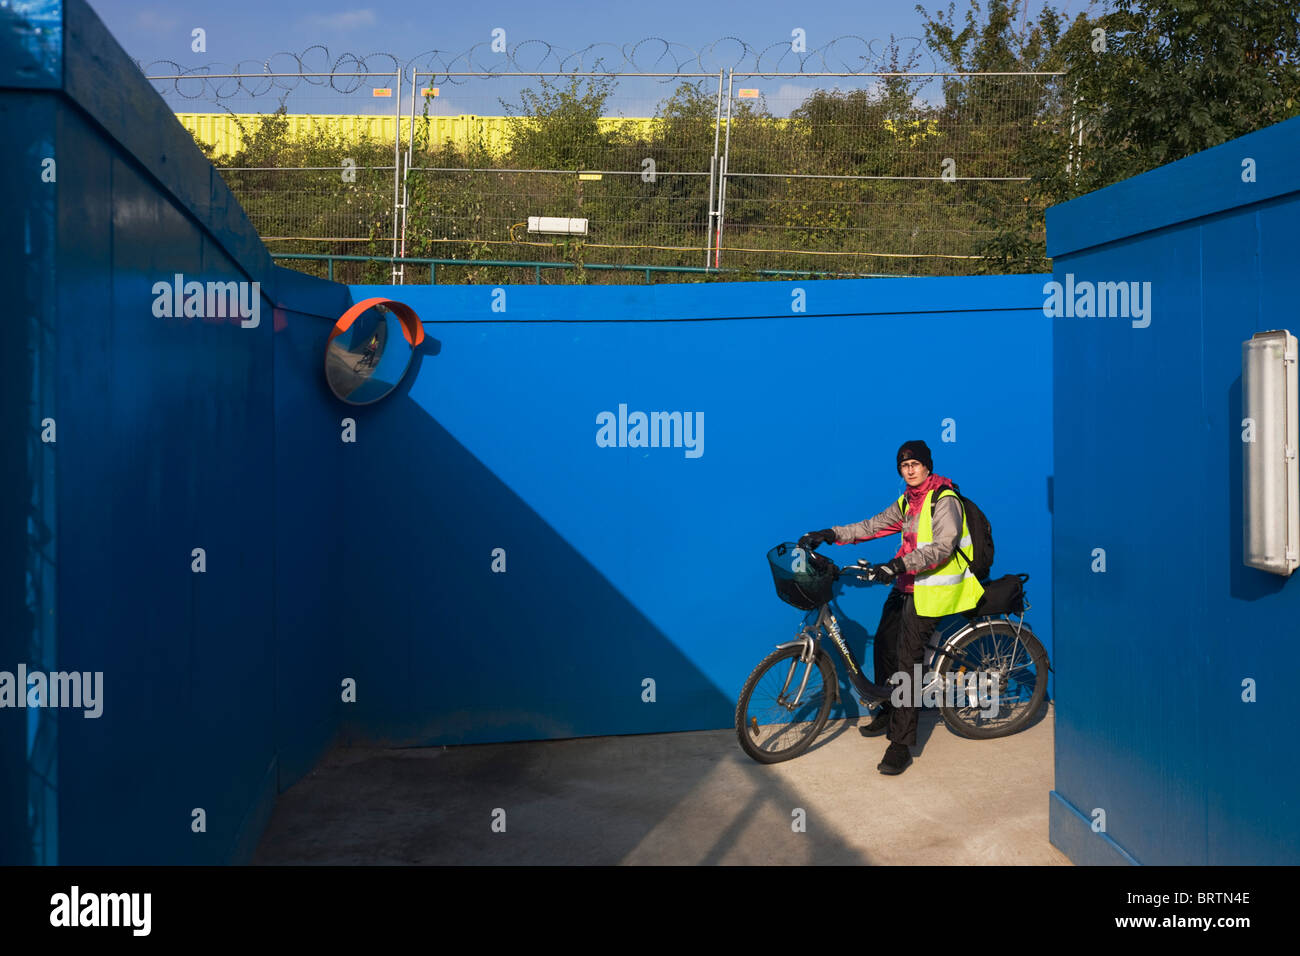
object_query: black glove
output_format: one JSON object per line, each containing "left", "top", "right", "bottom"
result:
{"left": 871, "top": 556, "right": 907, "bottom": 583}
{"left": 797, "top": 529, "right": 837, "bottom": 551}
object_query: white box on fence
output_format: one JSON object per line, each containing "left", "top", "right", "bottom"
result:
{"left": 527, "top": 217, "right": 588, "bottom": 236}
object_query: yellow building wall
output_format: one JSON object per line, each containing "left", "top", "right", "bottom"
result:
{"left": 174, "top": 112, "right": 940, "bottom": 159}
{"left": 174, "top": 113, "right": 666, "bottom": 158}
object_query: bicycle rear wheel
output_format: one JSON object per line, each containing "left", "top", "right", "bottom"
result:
{"left": 735, "top": 645, "right": 836, "bottom": 764}
{"left": 936, "top": 620, "right": 1048, "bottom": 739}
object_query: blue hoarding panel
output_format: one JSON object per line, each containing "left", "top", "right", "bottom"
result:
{"left": 1048, "top": 119, "right": 1300, "bottom": 865}
{"left": 340, "top": 278, "right": 1055, "bottom": 746}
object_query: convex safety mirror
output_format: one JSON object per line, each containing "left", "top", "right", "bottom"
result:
{"left": 325, "top": 298, "right": 424, "bottom": 404}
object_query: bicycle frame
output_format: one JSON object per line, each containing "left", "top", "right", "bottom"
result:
{"left": 774, "top": 568, "right": 1036, "bottom": 712}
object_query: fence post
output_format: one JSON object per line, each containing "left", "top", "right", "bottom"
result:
{"left": 705, "top": 69, "right": 724, "bottom": 271}
{"left": 392, "top": 69, "right": 403, "bottom": 284}
{"left": 716, "top": 69, "right": 735, "bottom": 269}
{"left": 398, "top": 68, "right": 418, "bottom": 285}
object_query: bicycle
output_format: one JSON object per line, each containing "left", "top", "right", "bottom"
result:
{"left": 354, "top": 346, "right": 379, "bottom": 373}
{"left": 735, "top": 542, "right": 1051, "bottom": 764}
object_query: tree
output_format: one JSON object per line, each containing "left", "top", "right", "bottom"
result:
{"left": 500, "top": 73, "right": 618, "bottom": 170}
{"left": 918, "top": 0, "right": 1300, "bottom": 272}
{"left": 1062, "top": 0, "right": 1300, "bottom": 188}
{"left": 917, "top": 0, "right": 1091, "bottom": 272}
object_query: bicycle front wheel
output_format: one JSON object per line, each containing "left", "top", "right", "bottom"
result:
{"left": 735, "top": 645, "right": 836, "bottom": 764}
{"left": 936, "top": 621, "right": 1049, "bottom": 739}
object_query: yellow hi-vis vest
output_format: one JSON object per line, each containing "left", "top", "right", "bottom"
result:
{"left": 896, "top": 488, "right": 985, "bottom": 617}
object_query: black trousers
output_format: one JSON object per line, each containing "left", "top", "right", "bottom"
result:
{"left": 873, "top": 587, "right": 940, "bottom": 746}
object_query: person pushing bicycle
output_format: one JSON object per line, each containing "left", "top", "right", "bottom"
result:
{"left": 798, "top": 440, "right": 984, "bottom": 775}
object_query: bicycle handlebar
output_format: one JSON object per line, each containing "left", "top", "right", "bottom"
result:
{"left": 839, "top": 563, "right": 877, "bottom": 582}
{"left": 792, "top": 540, "right": 881, "bottom": 583}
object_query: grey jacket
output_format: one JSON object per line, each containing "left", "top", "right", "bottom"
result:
{"left": 832, "top": 491, "right": 964, "bottom": 576}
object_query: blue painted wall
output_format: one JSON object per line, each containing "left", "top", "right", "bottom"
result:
{"left": 8, "top": 0, "right": 1293, "bottom": 867}
{"left": 269, "top": 268, "right": 355, "bottom": 794}
{"left": 1, "top": 0, "right": 1057, "bottom": 866}
{"left": 1046, "top": 116, "right": 1300, "bottom": 865}
{"left": 339, "top": 277, "right": 1055, "bottom": 747}
{"left": 1, "top": 0, "right": 350, "bottom": 863}
{"left": 0, "top": 0, "right": 62, "bottom": 865}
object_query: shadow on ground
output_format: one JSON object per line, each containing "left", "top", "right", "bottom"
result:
{"left": 254, "top": 704, "right": 1065, "bottom": 865}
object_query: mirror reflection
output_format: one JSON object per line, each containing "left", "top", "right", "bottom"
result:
{"left": 325, "top": 302, "right": 415, "bottom": 404}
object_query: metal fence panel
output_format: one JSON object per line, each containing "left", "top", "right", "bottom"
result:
{"left": 399, "top": 71, "right": 726, "bottom": 284}
{"left": 718, "top": 72, "right": 1063, "bottom": 274}
{"left": 148, "top": 71, "right": 403, "bottom": 281}
{"left": 151, "top": 61, "right": 1068, "bottom": 283}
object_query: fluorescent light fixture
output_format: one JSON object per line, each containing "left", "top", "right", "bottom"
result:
{"left": 527, "top": 216, "right": 588, "bottom": 236}
{"left": 1242, "top": 329, "right": 1299, "bottom": 575}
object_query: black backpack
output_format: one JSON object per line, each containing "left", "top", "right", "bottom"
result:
{"left": 903, "top": 482, "right": 995, "bottom": 581}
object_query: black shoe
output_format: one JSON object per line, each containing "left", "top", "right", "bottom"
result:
{"left": 858, "top": 708, "right": 892, "bottom": 736}
{"left": 877, "top": 742, "right": 912, "bottom": 775}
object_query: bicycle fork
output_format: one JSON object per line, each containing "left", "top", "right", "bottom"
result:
{"left": 776, "top": 607, "right": 893, "bottom": 709}
{"left": 773, "top": 625, "right": 822, "bottom": 711}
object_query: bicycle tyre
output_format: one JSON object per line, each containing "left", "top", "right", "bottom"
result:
{"left": 936, "top": 620, "right": 1049, "bottom": 740}
{"left": 735, "top": 645, "right": 836, "bottom": 764}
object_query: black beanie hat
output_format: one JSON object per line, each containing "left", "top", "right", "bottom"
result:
{"left": 896, "top": 440, "right": 933, "bottom": 474}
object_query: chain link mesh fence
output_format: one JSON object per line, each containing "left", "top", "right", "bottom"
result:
{"left": 717, "top": 72, "right": 1061, "bottom": 276}
{"left": 150, "top": 71, "right": 403, "bottom": 283}
{"left": 147, "top": 39, "right": 1070, "bottom": 284}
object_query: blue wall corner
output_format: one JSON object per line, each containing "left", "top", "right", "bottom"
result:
{"left": 1048, "top": 790, "right": 1140, "bottom": 865}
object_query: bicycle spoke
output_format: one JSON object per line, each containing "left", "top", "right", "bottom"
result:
{"left": 945, "top": 628, "right": 1043, "bottom": 731}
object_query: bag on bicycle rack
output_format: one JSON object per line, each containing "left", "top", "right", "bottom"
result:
{"left": 767, "top": 542, "right": 838, "bottom": 610}
{"left": 961, "top": 572, "right": 1029, "bottom": 619}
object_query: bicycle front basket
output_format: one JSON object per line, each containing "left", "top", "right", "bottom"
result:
{"left": 767, "top": 542, "right": 838, "bottom": 610}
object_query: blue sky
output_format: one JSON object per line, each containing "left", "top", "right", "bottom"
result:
{"left": 93, "top": 0, "right": 1100, "bottom": 116}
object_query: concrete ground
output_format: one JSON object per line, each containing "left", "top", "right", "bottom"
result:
{"left": 254, "top": 703, "right": 1067, "bottom": 865}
